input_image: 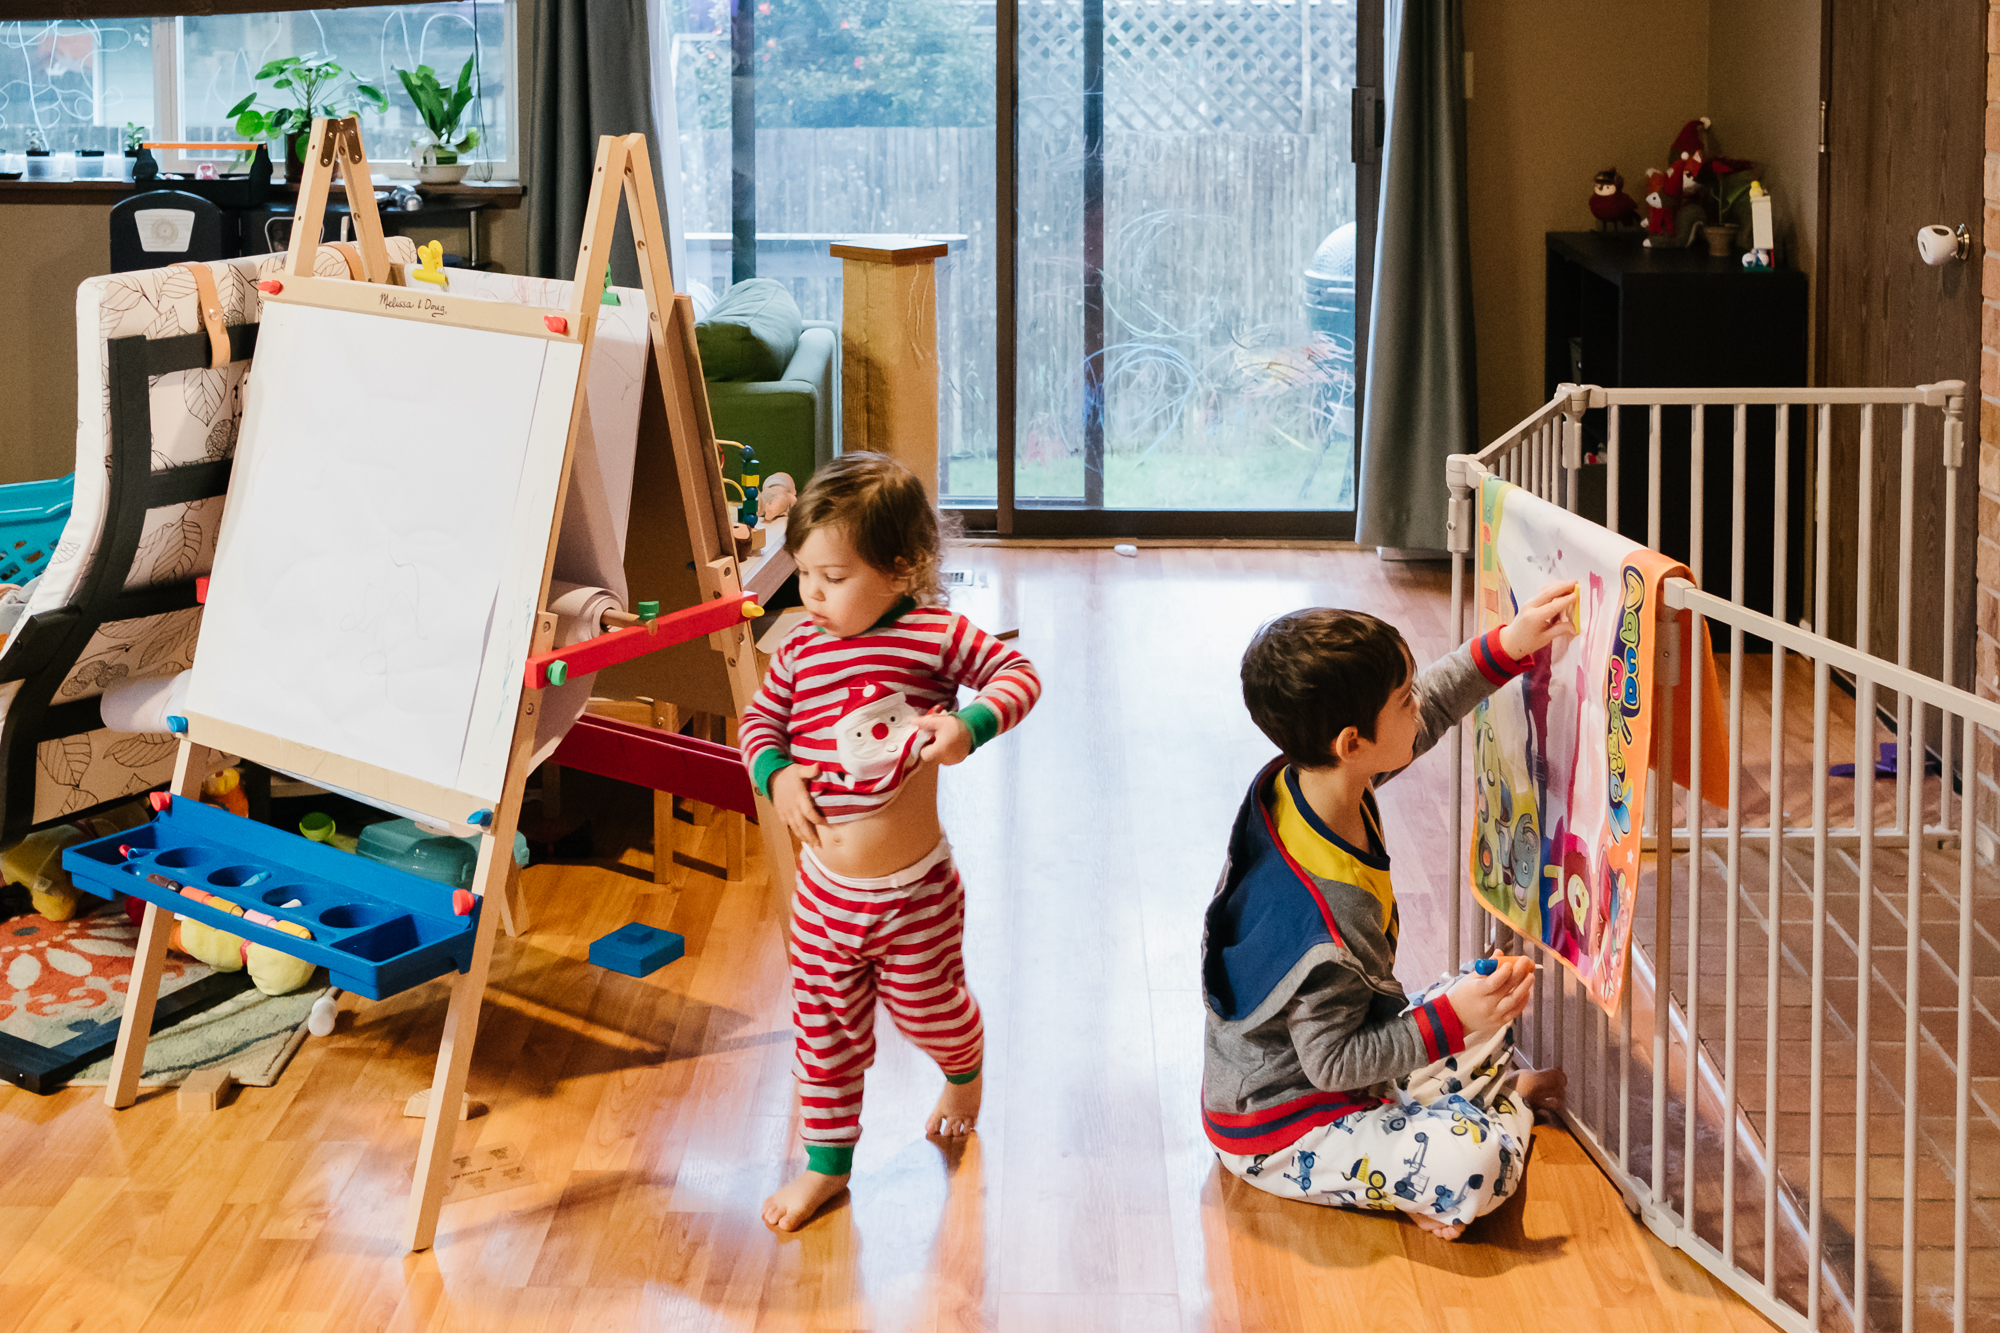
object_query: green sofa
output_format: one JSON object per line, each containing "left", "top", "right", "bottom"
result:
{"left": 695, "top": 279, "right": 837, "bottom": 488}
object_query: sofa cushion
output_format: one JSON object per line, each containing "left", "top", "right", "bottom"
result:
{"left": 695, "top": 278, "right": 803, "bottom": 382}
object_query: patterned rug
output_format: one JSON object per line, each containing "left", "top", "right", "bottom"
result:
{"left": 0, "top": 890, "right": 211, "bottom": 1047}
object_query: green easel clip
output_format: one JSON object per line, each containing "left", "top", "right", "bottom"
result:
{"left": 600, "top": 269, "right": 621, "bottom": 306}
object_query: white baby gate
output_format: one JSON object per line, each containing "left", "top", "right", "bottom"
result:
{"left": 1445, "top": 381, "right": 1995, "bottom": 1333}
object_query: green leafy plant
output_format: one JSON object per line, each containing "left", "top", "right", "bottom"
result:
{"left": 123, "top": 123, "right": 147, "bottom": 152}
{"left": 226, "top": 56, "right": 388, "bottom": 161}
{"left": 396, "top": 55, "right": 481, "bottom": 164}
{"left": 25, "top": 128, "right": 46, "bottom": 154}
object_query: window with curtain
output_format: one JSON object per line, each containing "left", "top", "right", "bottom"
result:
{"left": 0, "top": 6, "right": 516, "bottom": 178}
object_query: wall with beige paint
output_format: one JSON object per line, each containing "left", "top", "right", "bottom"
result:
{"left": 1706, "top": 0, "right": 1822, "bottom": 373}
{"left": 1463, "top": 0, "right": 1823, "bottom": 448}
{"left": 1463, "top": 2, "right": 1710, "bottom": 447}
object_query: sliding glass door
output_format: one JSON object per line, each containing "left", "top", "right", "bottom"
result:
{"left": 1000, "top": 0, "right": 1381, "bottom": 535}
{"left": 664, "top": 0, "right": 1375, "bottom": 536}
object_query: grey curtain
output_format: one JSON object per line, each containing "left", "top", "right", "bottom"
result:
{"left": 527, "top": 0, "right": 670, "bottom": 288}
{"left": 1355, "top": 0, "right": 1476, "bottom": 552}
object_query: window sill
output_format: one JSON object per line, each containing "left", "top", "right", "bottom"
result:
{"left": 0, "top": 179, "right": 523, "bottom": 207}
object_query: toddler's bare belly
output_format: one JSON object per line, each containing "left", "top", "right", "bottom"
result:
{"left": 810, "top": 764, "right": 944, "bottom": 879}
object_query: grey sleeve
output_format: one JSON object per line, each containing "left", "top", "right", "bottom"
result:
{"left": 1286, "top": 960, "right": 1438, "bottom": 1091}
{"left": 1376, "top": 637, "right": 1511, "bottom": 788}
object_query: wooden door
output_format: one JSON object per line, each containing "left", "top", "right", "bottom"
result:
{"left": 1819, "top": 0, "right": 1982, "bottom": 686}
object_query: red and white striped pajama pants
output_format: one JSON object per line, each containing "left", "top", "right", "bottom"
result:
{"left": 789, "top": 839, "right": 984, "bottom": 1148}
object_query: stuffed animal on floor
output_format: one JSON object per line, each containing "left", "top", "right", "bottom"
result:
{"left": 121, "top": 891, "right": 317, "bottom": 996}
{"left": 171, "top": 914, "right": 316, "bottom": 997}
{"left": 0, "top": 798, "right": 152, "bottom": 921}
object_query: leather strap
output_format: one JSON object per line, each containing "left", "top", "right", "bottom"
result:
{"left": 326, "top": 241, "right": 365, "bottom": 281}
{"left": 174, "top": 262, "right": 230, "bottom": 370}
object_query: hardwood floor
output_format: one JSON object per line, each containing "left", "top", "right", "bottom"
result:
{"left": 0, "top": 547, "right": 1773, "bottom": 1332}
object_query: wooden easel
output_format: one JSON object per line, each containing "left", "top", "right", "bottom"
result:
{"left": 100, "top": 118, "right": 784, "bottom": 1253}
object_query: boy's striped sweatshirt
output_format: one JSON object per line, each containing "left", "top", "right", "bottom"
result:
{"left": 739, "top": 598, "right": 1041, "bottom": 823}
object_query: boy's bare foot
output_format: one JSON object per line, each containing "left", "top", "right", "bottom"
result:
{"left": 1409, "top": 1212, "right": 1467, "bottom": 1241}
{"left": 1518, "top": 1068, "right": 1567, "bottom": 1113}
{"left": 762, "top": 1169, "right": 850, "bottom": 1232}
{"left": 925, "top": 1072, "right": 982, "bottom": 1137}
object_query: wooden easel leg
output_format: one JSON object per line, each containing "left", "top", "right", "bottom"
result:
{"left": 688, "top": 713, "right": 719, "bottom": 827}
{"left": 753, "top": 792, "right": 795, "bottom": 895}
{"left": 503, "top": 858, "right": 529, "bottom": 936}
{"left": 722, "top": 717, "right": 746, "bottom": 881}
{"left": 105, "top": 901, "right": 174, "bottom": 1109}
{"left": 538, "top": 762, "right": 562, "bottom": 820}
{"left": 652, "top": 790, "right": 678, "bottom": 886}
{"left": 404, "top": 818, "right": 510, "bottom": 1252}
{"left": 106, "top": 740, "right": 214, "bottom": 1110}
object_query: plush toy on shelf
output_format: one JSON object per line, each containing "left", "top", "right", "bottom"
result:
{"left": 1667, "top": 117, "right": 1710, "bottom": 208}
{"left": 758, "top": 471, "right": 797, "bottom": 522}
{"left": 1589, "top": 168, "right": 1638, "bottom": 230}
{"left": 1642, "top": 169, "right": 1676, "bottom": 239}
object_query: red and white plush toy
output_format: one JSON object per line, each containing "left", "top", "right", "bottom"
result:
{"left": 1642, "top": 169, "right": 1675, "bottom": 237}
{"left": 1668, "top": 117, "right": 1711, "bottom": 206}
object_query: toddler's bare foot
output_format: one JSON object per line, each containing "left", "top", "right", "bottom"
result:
{"left": 762, "top": 1169, "right": 850, "bottom": 1232}
{"left": 925, "top": 1072, "right": 982, "bottom": 1137}
{"left": 1518, "top": 1068, "right": 1567, "bottom": 1113}
{"left": 1409, "top": 1212, "right": 1467, "bottom": 1241}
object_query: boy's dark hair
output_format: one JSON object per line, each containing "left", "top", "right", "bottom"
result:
{"left": 784, "top": 452, "right": 944, "bottom": 604}
{"left": 1240, "top": 608, "right": 1411, "bottom": 769}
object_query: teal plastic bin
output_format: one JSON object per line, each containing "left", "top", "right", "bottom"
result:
{"left": 0, "top": 474, "right": 73, "bottom": 585}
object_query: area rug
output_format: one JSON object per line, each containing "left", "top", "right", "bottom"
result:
{"left": 66, "top": 978, "right": 331, "bottom": 1089}
{"left": 0, "top": 888, "right": 246, "bottom": 1093}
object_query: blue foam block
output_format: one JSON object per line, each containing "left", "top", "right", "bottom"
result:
{"left": 589, "top": 922, "right": 685, "bottom": 978}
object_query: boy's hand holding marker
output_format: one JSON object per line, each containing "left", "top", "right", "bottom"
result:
{"left": 1498, "top": 579, "right": 1580, "bottom": 662}
{"left": 1454, "top": 954, "right": 1537, "bottom": 1033}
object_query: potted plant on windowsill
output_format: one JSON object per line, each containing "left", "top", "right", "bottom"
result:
{"left": 227, "top": 55, "right": 388, "bottom": 179}
{"left": 397, "top": 55, "right": 481, "bottom": 185}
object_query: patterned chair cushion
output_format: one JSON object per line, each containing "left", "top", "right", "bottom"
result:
{"left": 0, "top": 239, "right": 420, "bottom": 825}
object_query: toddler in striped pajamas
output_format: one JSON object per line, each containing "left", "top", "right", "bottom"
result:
{"left": 739, "top": 452, "right": 1041, "bottom": 1231}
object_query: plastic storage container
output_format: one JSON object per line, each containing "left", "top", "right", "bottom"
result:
{"left": 355, "top": 817, "right": 529, "bottom": 890}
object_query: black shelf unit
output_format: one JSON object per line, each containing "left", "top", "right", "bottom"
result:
{"left": 1545, "top": 232, "right": 1810, "bottom": 630}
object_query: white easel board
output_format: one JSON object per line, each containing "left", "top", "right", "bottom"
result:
{"left": 187, "top": 300, "right": 584, "bottom": 809}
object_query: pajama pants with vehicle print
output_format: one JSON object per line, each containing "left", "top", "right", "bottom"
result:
{"left": 1216, "top": 974, "right": 1536, "bottom": 1226}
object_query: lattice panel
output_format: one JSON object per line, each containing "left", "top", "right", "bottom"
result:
{"left": 1019, "top": 0, "right": 1355, "bottom": 140}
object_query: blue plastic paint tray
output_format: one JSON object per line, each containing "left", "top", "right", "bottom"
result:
{"left": 63, "top": 796, "right": 480, "bottom": 1002}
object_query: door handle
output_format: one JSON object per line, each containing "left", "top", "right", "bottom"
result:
{"left": 1918, "top": 223, "right": 1970, "bottom": 265}
{"left": 1350, "top": 87, "right": 1381, "bottom": 165}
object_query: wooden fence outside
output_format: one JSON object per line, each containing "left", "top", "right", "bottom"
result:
{"left": 679, "top": 117, "right": 1356, "bottom": 505}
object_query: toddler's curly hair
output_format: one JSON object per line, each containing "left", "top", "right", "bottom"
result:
{"left": 784, "top": 452, "right": 947, "bottom": 604}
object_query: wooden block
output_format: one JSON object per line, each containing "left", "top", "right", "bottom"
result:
{"left": 403, "top": 1088, "right": 486, "bottom": 1121}
{"left": 178, "top": 1067, "right": 234, "bottom": 1114}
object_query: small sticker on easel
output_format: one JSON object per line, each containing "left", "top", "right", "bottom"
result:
{"left": 443, "top": 1141, "right": 532, "bottom": 1202}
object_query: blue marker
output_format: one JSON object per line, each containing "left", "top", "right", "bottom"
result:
{"left": 1473, "top": 957, "right": 1498, "bottom": 976}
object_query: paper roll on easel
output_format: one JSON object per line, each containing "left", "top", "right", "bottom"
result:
{"left": 533, "top": 581, "right": 623, "bottom": 764}
{"left": 99, "top": 669, "right": 192, "bottom": 734}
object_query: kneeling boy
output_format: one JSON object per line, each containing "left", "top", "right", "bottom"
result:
{"left": 1200, "top": 587, "right": 1575, "bottom": 1240}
